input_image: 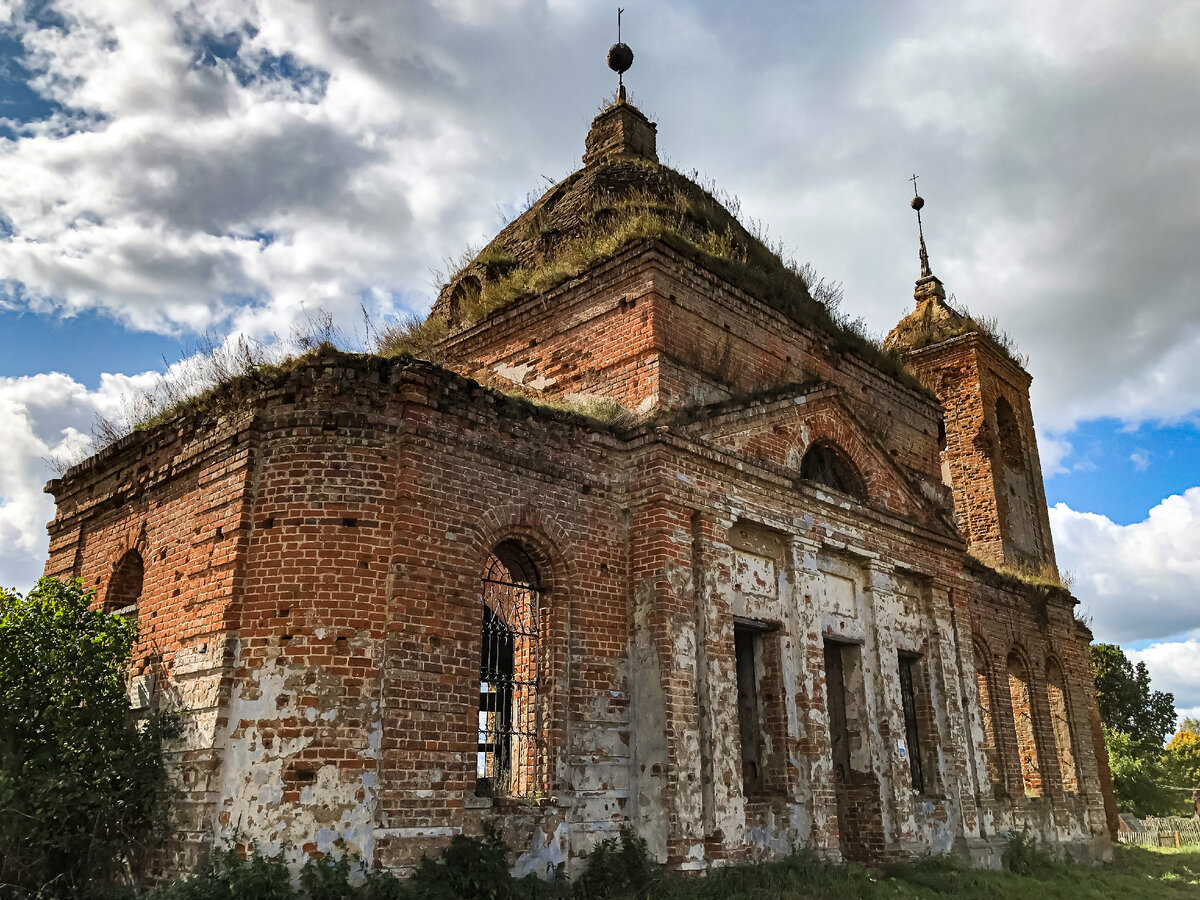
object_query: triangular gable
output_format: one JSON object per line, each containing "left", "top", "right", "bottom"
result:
{"left": 678, "top": 386, "right": 946, "bottom": 524}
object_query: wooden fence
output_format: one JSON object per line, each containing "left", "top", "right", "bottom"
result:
{"left": 1117, "top": 816, "right": 1200, "bottom": 847}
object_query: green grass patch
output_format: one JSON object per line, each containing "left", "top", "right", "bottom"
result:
{"left": 146, "top": 835, "right": 1200, "bottom": 900}
{"left": 640, "top": 844, "right": 1200, "bottom": 900}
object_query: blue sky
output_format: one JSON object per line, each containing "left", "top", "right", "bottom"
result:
{"left": 1045, "top": 420, "right": 1199, "bottom": 528}
{"left": 0, "top": 0, "right": 1197, "bottom": 721}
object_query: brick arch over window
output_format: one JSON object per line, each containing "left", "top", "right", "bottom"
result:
{"left": 467, "top": 505, "right": 572, "bottom": 800}
{"left": 799, "top": 440, "right": 866, "bottom": 500}
{"left": 995, "top": 395, "right": 1022, "bottom": 467}
{"left": 785, "top": 404, "right": 914, "bottom": 514}
{"left": 470, "top": 504, "right": 573, "bottom": 595}
{"left": 971, "top": 636, "right": 1004, "bottom": 791}
{"left": 477, "top": 540, "right": 543, "bottom": 798}
{"left": 1045, "top": 657, "right": 1079, "bottom": 794}
{"left": 105, "top": 548, "right": 144, "bottom": 626}
{"left": 1006, "top": 648, "right": 1043, "bottom": 796}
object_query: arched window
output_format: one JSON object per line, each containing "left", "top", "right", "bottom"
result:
{"left": 447, "top": 275, "right": 482, "bottom": 323}
{"left": 477, "top": 541, "right": 542, "bottom": 798}
{"left": 105, "top": 549, "right": 144, "bottom": 628}
{"left": 1045, "top": 659, "right": 1078, "bottom": 794}
{"left": 995, "top": 396, "right": 1022, "bottom": 467}
{"left": 1007, "top": 650, "right": 1042, "bottom": 796}
{"left": 800, "top": 441, "right": 866, "bottom": 499}
{"left": 973, "top": 640, "right": 1004, "bottom": 790}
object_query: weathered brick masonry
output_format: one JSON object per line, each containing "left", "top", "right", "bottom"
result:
{"left": 43, "top": 97, "right": 1114, "bottom": 878}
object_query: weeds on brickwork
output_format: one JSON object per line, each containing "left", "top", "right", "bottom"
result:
{"left": 376, "top": 312, "right": 450, "bottom": 361}
{"left": 78, "top": 334, "right": 318, "bottom": 466}
{"left": 522, "top": 394, "right": 645, "bottom": 431}
{"left": 63, "top": 310, "right": 390, "bottom": 468}
{"left": 969, "top": 555, "right": 1070, "bottom": 591}
{"left": 896, "top": 295, "right": 1028, "bottom": 369}
{"left": 382, "top": 159, "right": 923, "bottom": 394}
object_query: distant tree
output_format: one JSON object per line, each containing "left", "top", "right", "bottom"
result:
{"left": 0, "top": 578, "right": 177, "bottom": 899}
{"left": 1104, "top": 728, "right": 1175, "bottom": 817}
{"left": 1090, "top": 643, "right": 1178, "bottom": 818}
{"left": 1090, "top": 643, "right": 1176, "bottom": 748}
{"left": 1163, "top": 729, "right": 1200, "bottom": 816}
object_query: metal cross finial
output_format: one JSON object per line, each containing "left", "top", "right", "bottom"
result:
{"left": 617, "top": 7, "right": 625, "bottom": 88}
{"left": 909, "top": 173, "right": 932, "bottom": 279}
{"left": 606, "top": 7, "right": 634, "bottom": 102}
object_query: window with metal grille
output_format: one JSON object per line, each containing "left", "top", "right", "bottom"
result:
{"left": 477, "top": 543, "right": 541, "bottom": 798}
{"left": 898, "top": 653, "right": 925, "bottom": 794}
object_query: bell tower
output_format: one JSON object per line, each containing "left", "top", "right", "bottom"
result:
{"left": 884, "top": 182, "right": 1057, "bottom": 572}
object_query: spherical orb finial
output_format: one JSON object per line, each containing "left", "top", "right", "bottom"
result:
{"left": 910, "top": 195, "right": 925, "bottom": 211}
{"left": 607, "top": 42, "right": 633, "bottom": 75}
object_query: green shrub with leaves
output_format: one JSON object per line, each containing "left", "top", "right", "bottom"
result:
{"left": 570, "top": 832, "right": 657, "bottom": 900}
{"left": 0, "top": 578, "right": 178, "bottom": 899}
{"left": 149, "top": 849, "right": 293, "bottom": 900}
{"left": 1001, "top": 830, "right": 1058, "bottom": 877}
{"left": 151, "top": 830, "right": 553, "bottom": 900}
{"left": 405, "top": 826, "right": 551, "bottom": 900}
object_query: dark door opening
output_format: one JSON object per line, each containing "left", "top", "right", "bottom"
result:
{"left": 824, "top": 641, "right": 852, "bottom": 857}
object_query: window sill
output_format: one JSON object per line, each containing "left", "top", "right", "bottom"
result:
{"left": 466, "top": 793, "right": 559, "bottom": 811}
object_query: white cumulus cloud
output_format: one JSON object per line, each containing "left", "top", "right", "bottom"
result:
{"left": 0, "top": 369, "right": 161, "bottom": 589}
{"left": 1051, "top": 491, "right": 1200, "bottom": 720}
{"left": 1127, "top": 637, "right": 1200, "bottom": 729}
{"left": 1051, "top": 489, "right": 1200, "bottom": 645}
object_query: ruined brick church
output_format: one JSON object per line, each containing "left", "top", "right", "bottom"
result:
{"left": 43, "top": 87, "right": 1116, "bottom": 878}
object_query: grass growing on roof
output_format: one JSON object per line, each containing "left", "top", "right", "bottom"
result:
{"left": 897, "top": 296, "right": 1028, "bottom": 368}
{"left": 967, "top": 554, "right": 1072, "bottom": 592}
{"left": 382, "top": 157, "right": 927, "bottom": 392}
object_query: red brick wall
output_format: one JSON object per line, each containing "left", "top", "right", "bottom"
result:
{"left": 904, "top": 335, "right": 1057, "bottom": 570}
{"left": 42, "top": 240, "right": 1112, "bottom": 875}
{"left": 44, "top": 411, "right": 255, "bottom": 875}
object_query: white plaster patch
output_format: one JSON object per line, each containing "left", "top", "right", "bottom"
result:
{"left": 494, "top": 361, "right": 556, "bottom": 390}
{"left": 214, "top": 656, "right": 381, "bottom": 870}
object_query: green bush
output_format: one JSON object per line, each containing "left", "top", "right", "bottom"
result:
{"left": 150, "top": 829, "right": 555, "bottom": 900}
{"left": 570, "top": 832, "right": 656, "bottom": 900}
{"left": 1001, "top": 830, "right": 1059, "bottom": 877}
{"left": 149, "top": 849, "right": 292, "bottom": 900}
{"left": 0, "top": 578, "right": 178, "bottom": 899}
{"left": 406, "top": 826, "right": 552, "bottom": 900}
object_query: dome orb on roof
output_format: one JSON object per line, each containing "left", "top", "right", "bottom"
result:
{"left": 607, "top": 42, "right": 633, "bottom": 74}
{"left": 911, "top": 195, "right": 925, "bottom": 211}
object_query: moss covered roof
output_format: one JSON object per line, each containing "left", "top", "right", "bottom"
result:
{"left": 421, "top": 101, "right": 923, "bottom": 386}
{"left": 883, "top": 282, "right": 1027, "bottom": 370}
{"left": 430, "top": 153, "right": 823, "bottom": 326}
{"left": 883, "top": 287, "right": 967, "bottom": 353}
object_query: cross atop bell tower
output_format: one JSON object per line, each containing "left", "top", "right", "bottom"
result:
{"left": 885, "top": 181, "right": 1058, "bottom": 573}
